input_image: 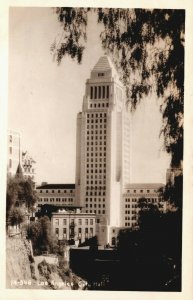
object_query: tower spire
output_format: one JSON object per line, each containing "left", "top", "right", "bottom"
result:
{"left": 16, "top": 133, "right": 23, "bottom": 178}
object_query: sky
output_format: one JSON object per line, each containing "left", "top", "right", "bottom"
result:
{"left": 8, "top": 7, "right": 170, "bottom": 185}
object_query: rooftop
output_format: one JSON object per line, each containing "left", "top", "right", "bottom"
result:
{"left": 124, "top": 183, "right": 164, "bottom": 189}
{"left": 36, "top": 184, "right": 75, "bottom": 189}
{"left": 52, "top": 211, "right": 96, "bottom": 216}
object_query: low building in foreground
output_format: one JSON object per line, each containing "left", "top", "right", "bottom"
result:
{"left": 51, "top": 208, "right": 96, "bottom": 244}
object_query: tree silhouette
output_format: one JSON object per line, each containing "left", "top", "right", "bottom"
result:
{"left": 6, "top": 174, "right": 39, "bottom": 229}
{"left": 51, "top": 8, "right": 184, "bottom": 290}
{"left": 51, "top": 8, "right": 184, "bottom": 169}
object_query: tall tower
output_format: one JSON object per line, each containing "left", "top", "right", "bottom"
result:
{"left": 75, "top": 56, "right": 130, "bottom": 244}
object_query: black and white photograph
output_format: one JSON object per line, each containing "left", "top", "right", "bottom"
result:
{"left": 1, "top": 0, "right": 193, "bottom": 298}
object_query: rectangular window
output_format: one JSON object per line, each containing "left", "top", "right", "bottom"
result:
{"left": 78, "top": 219, "right": 82, "bottom": 225}
{"left": 90, "top": 219, "right": 93, "bottom": 225}
{"left": 90, "top": 228, "right": 93, "bottom": 236}
{"left": 85, "top": 219, "right": 88, "bottom": 225}
{"left": 63, "top": 219, "right": 67, "bottom": 225}
{"left": 55, "top": 219, "right": 59, "bottom": 226}
{"left": 99, "top": 86, "right": 101, "bottom": 98}
{"left": 94, "top": 86, "right": 97, "bottom": 99}
{"left": 90, "top": 86, "right": 93, "bottom": 99}
{"left": 106, "top": 86, "right": 109, "bottom": 98}
{"left": 102, "top": 86, "right": 105, "bottom": 98}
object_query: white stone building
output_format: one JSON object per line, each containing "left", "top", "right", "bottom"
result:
{"left": 75, "top": 56, "right": 131, "bottom": 245}
{"left": 7, "top": 130, "right": 21, "bottom": 177}
{"left": 51, "top": 209, "right": 96, "bottom": 243}
{"left": 121, "top": 183, "right": 165, "bottom": 228}
{"left": 36, "top": 56, "right": 165, "bottom": 246}
{"left": 7, "top": 130, "right": 36, "bottom": 183}
{"left": 36, "top": 183, "right": 76, "bottom": 207}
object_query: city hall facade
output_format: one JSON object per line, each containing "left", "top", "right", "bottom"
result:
{"left": 37, "top": 56, "right": 164, "bottom": 245}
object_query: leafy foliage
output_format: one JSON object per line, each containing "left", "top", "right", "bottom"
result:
{"left": 117, "top": 208, "right": 182, "bottom": 290}
{"left": 52, "top": 8, "right": 184, "bottom": 168}
{"left": 35, "top": 204, "right": 60, "bottom": 220}
{"left": 51, "top": 7, "right": 90, "bottom": 64}
{"left": 7, "top": 175, "right": 38, "bottom": 210}
{"left": 163, "top": 173, "right": 183, "bottom": 209}
{"left": 27, "top": 216, "right": 58, "bottom": 255}
{"left": 8, "top": 207, "right": 25, "bottom": 227}
{"left": 51, "top": 9, "right": 183, "bottom": 290}
{"left": 6, "top": 174, "right": 39, "bottom": 227}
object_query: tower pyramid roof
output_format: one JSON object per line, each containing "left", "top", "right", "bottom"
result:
{"left": 92, "top": 55, "right": 121, "bottom": 83}
{"left": 92, "top": 55, "right": 115, "bottom": 71}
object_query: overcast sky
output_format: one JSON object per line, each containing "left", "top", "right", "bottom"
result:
{"left": 8, "top": 7, "right": 170, "bottom": 185}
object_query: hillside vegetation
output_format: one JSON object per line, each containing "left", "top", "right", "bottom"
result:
{"left": 6, "top": 236, "right": 86, "bottom": 290}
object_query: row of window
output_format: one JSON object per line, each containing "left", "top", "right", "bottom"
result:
{"left": 85, "top": 210, "right": 105, "bottom": 214}
{"left": 55, "top": 218, "right": 94, "bottom": 226}
{"left": 39, "top": 198, "right": 74, "bottom": 202}
{"left": 87, "top": 130, "right": 107, "bottom": 135}
{"left": 124, "top": 197, "right": 159, "bottom": 203}
{"left": 86, "top": 182, "right": 106, "bottom": 186}
{"left": 89, "top": 103, "right": 109, "bottom": 108}
{"left": 87, "top": 141, "right": 106, "bottom": 147}
{"left": 86, "top": 191, "right": 106, "bottom": 196}
{"left": 125, "top": 204, "right": 138, "bottom": 208}
{"left": 90, "top": 86, "right": 109, "bottom": 100}
{"left": 55, "top": 227, "right": 94, "bottom": 235}
{"left": 87, "top": 113, "right": 107, "bottom": 118}
{"left": 86, "top": 174, "right": 106, "bottom": 179}
{"left": 86, "top": 180, "right": 106, "bottom": 184}
{"left": 86, "top": 186, "right": 106, "bottom": 190}
{"left": 86, "top": 204, "right": 105, "bottom": 208}
{"left": 125, "top": 222, "right": 137, "bottom": 227}
{"left": 125, "top": 216, "right": 138, "bottom": 221}
{"left": 85, "top": 198, "right": 105, "bottom": 202}
{"left": 125, "top": 215, "right": 137, "bottom": 220}
{"left": 126, "top": 189, "right": 158, "bottom": 194}
{"left": 87, "top": 119, "right": 107, "bottom": 124}
{"left": 86, "top": 169, "right": 106, "bottom": 174}
{"left": 39, "top": 189, "right": 74, "bottom": 194}
{"left": 87, "top": 135, "right": 106, "bottom": 140}
{"left": 87, "top": 124, "right": 106, "bottom": 129}
{"left": 125, "top": 210, "right": 137, "bottom": 214}
{"left": 86, "top": 158, "right": 106, "bottom": 163}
